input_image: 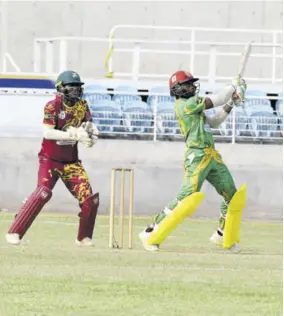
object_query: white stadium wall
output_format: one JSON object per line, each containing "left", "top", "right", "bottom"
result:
{"left": 0, "top": 137, "right": 282, "bottom": 221}
{"left": 1, "top": 1, "right": 283, "bottom": 79}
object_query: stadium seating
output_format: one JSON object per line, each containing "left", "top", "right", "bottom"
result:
{"left": 83, "top": 84, "right": 111, "bottom": 104}
{"left": 84, "top": 84, "right": 281, "bottom": 140}
{"left": 248, "top": 106, "right": 278, "bottom": 138}
{"left": 244, "top": 89, "right": 272, "bottom": 114}
{"left": 90, "top": 99, "right": 121, "bottom": 132}
{"left": 219, "top": 106, "right": 249, "bottom": 137}
{"left": 147, "top": 86, "right": 175, "bottom": 111}
{"left": 156, "top": 101, "right": 179, "bottom": 135}
{"left": 276, "top": 93, "right": 283, "bottom": 132}
{"left": 121, "top": 100, "right": 153, "bottom": 133}
{"left": 112, "top": 85, "right": 142, "bottom": 109}
{"left": 241, "top": 89, "right": 278, "bottom": 138}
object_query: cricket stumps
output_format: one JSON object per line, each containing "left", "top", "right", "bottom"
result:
{"left": 109, "top": 168, "right": 134, "bottom": 249}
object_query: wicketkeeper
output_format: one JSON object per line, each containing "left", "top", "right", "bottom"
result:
{"left": 6, "top": 70, "right": 99, "bottom": 246}
{"left": 139, "top": 70, "right": 247, "bottom": 252}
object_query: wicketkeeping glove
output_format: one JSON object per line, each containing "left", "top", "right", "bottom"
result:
{"left": 66, "top": 125, "right": 92, "bottom": 147}
{"left": 81, "top": 122, "right": 99, "bottom": 148}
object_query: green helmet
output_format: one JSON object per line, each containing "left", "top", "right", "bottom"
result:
{"left": 55, "top": 70, "right": 84, "bottom": 102}
{"left": 55, "top": 70, "right": 84, "bottom": 87}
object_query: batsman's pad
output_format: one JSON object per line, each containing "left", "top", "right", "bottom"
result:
{"left": 147, "top": 192, "right": 205, "bottom": 246}
{"left": 223, "top": 184, "right": 246, "bottom": 249}
{"left": 8, "top": 186, "right": 52, "bottom": 238}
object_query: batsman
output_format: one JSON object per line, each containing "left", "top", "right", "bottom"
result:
{"left": 6, "top": 70, "right": 100, "bottom": 246}
{"left": 139, "top": 70, "right": 247, "bottom": 252}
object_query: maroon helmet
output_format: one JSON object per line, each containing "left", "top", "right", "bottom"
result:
{"left": 169, "top": 70, "right": 199, "bottom": 98}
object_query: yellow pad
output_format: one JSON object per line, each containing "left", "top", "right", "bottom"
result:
{"left": 147, "top": 192, "right": 205, "bottom": 246}
{"left": 223, "top": 184, "right": 247, "bottom": 249}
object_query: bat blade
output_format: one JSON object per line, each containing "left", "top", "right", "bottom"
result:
{"left": 238, "top": 42, "right": 252, "bottom": 78}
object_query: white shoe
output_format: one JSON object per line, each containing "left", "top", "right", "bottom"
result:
{"left": 75, "top": 237, "right": 94, "bottom": 247}
{"left": 6, "top": 233, "right": 21, "bottom": 245}
{"left": 210, "top": 231, "right": 241, "bottom": 253}
{"left": 210, "top": 231, "right": 223, "bottom": 246}
{"left": 139, "top": 228, "right": 159, "bottom": 252}
{"left": 229, "top": 243, "right": 241, "bottom": 253}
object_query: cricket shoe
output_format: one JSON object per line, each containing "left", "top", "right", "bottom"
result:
{"left": 139, "top": 225, "right": 159, "bottom": 252}
{"left": 210, "top": 229, "right": 223, "bottom": 246}
{"left": 75, "top": 237, "right": 94, "bottom": 247}
{"left": 5, "top": 233, "right": 21, "bottom": 245}
{"left": 210, "top": 230, "right": 241, "bottom": 253}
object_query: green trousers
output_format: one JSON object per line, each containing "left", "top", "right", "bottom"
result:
{"left": 155, "top": 147, "right": 237, "bottom": 230}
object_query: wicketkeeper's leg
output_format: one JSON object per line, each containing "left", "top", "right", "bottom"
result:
{"left": 8, "top": 186, "right": 52, "bottom": 239}
{"left": 7, "top": 157, "right": 59, "bottom": 242}
{"left": 60, "top": 162, "right": 99, "bottom": 242}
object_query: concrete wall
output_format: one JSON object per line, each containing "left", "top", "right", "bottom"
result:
{"left": 0, "top": 138, "right": 282, "bottom": 221}
{"left": 1, "top": 1, "right": 282, "bottom": 80}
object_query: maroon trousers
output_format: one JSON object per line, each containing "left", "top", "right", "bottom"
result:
{"left": 8, "top": 156, "right": 98, "bottom": 240}
{"left": 37, "top": 156, "right": 93, "bottom": 204}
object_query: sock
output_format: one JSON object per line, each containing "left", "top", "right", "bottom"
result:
{"left": 217, "top": 228, "right": 224, "bottom": 237}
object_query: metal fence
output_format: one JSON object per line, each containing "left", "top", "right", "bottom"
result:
{"left": 28, "top": 26, "right": 283, "bottom": 84}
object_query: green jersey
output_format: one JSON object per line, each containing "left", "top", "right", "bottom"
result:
{"left": 174, "top": 96, "right": 215, "bottom": 149}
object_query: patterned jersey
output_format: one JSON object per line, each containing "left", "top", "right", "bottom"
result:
{"left": 174, "top": 96, "right": 215, "bottom": 149}
{"left": 38, "top": 95, "right": 92, "bottom": 163}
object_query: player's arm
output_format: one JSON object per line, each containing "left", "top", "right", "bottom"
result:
{"left": 203, "top": 99, "right": 235, "bottom": 129}
{"left": 42, "top": 102, "right": 89, "bottom": 142}
{"left": 184, "top": 84, "right": 237, "bottom": 115}
{"left": 204, "top": 77, "right": 247, "bottom": 110}
{"left": 204, "top": 84, "right": 236, "bottom": 110}
{"left": 43, "top": 125, "right": 78, "bottom": 140}
{"left": 204, "top": 78, "right": 247, "bottom": 128}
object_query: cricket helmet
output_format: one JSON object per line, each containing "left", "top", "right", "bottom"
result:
{"left": 55, "top": 70, "right": 84, "bottom": 101}
{"left": 169, "top": 70, "right": 200, "bottom": 98}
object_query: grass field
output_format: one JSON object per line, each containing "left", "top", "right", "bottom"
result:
{"left": 0, "top": 213, "right": 282, "bottom": 316}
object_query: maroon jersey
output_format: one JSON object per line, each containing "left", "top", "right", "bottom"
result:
{"left": 39, "top": 95, "right": 92, "bottom": 163}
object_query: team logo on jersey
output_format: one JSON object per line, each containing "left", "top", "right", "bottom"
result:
{"left": 59, "top": 111, "right": 66, "bottom": 119}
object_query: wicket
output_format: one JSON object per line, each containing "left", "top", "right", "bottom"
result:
{"left": 109, "top": 168, "right": 134, "bottom": 249}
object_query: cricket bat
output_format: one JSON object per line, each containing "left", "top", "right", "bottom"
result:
{"left": 236, "top": 42, "right": 252, "bottom": 115}
{"left": 238, "top": 42, "right": 252, "bottom": 78}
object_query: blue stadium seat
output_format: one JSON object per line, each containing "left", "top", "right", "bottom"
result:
{"left": 219, "top": 107, "right": 249, "bottom": 137}
{"left": 244, "top": 90, "right": 272, "bottom": 114}
{"left": 276, "top": 93, "right": 283, "bottom": 116}
{"left": 156, "top": 101, "right": 179, "bottom": 135}
{"left": 112, "top": 85, "right": 141, "bottom": 108}
{"left": 83, "top": 84, "right": 111, "bottom": 105}
{"left": 147, "top": 86, "right": 175, "bottom": 110}
{"left": 276, "top": 93, "right": 283, "bottom": 132}
{"left": 121, "top": 100, "right": 153, "bottom": 134}
{"left": 248, "top": 105, "right": 278, "bottom": 138}
{"left": 90, "top": 99, "right": 121, "bottom": 132}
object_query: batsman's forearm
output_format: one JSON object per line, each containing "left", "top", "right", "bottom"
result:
{"left": 208, "top": 85, "right": 236, "bottom": 107}
{"left": 43, "top": 125, "right": 74, "bottom": 140}
{"left": 205, "top": 100, "right": 234, "bottom": 128}
{"left": 223, "top": 99, "right": 234, "bottom": 114}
